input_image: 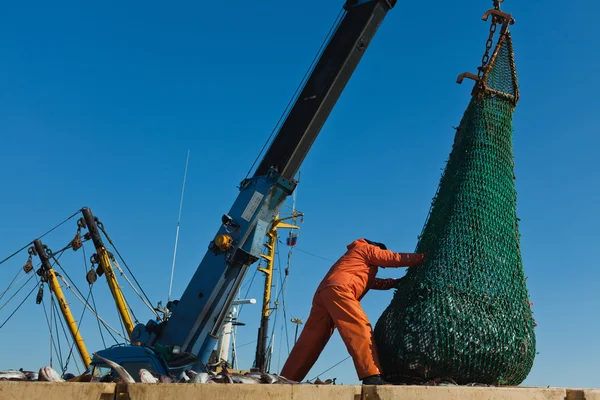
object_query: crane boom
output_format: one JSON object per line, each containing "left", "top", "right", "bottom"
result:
{"left": 255, "top": 0, "right": 395, "bottom": 180}
{"left": 92, "top": 0, "right": 396, "bottom": 377}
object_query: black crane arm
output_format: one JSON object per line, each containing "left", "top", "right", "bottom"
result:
{"left": 254, "top": 0, "right": 396, "bottom": 180}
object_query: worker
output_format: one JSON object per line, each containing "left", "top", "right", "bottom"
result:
{"left": 280, "top": 238, "right": 426, "bottom": 385}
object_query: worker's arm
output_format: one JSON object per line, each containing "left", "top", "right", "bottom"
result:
{"left": 365, "top": 245, "right": 426, "bottom": 268}
{"left": 369, "top": 277, "right": 399, "bottom": 290}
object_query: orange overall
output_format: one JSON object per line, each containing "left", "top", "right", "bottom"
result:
{"left": 280, "top": 238, "right": 425, "bottom": 381}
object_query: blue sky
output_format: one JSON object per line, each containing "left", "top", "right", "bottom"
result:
{"left": 0, "top": 0, "right": 598, "bottom": 388}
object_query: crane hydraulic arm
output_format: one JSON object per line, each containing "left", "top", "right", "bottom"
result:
{"left": 92, "top": 0, "right": 396, "bottom": 376}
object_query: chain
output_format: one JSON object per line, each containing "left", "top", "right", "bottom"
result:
{"left": 478, "top": 16, "right": 498, "bottom": 79}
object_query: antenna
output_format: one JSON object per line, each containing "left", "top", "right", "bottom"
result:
{"left": 168, "top": 149, "right": 190, "bottom": 302}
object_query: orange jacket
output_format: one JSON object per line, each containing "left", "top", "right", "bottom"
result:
{"left": 316, "top": 238, "right": 424, "bottom": 300}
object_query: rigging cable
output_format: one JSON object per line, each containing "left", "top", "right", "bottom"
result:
{"left": 50, "top": 296, "right": 65, "bottom": 372}
{"left": 0, "top": 208, "right": 82, "bottom": 267}
{"left": 244, "top": 7, "right": 346, "bottom": 179}
{"left": 294, "top": 248, "right": 335, "bottom": 263}
{"left": 114, "top": 298, "right": 128, "bottom": 342}
{"left": 277, "top": 324, "right": 284, "bottom": 373}
{"left": 168, "top": 149, "right": 190, "bottom": 302}
{"left": 0, "top": 273, "right": 36, "bottom": 314}
{"left": 97, "top": 224, "right": 155, "bottom": 315}
{"left": 308, "top": 355, "right": 351, "bottom": 382}
{"left": 48, "top": 286, "right": 54, "bottom": 368}
{"left": 276, "top": 243, "right": 291, "bottom": 355}
{"left": 82, "top": 243, "right": 107, "bottom": 347}
{"left": 34, "top": 269, "right": 64, "bottom": 372}
{"left": 57, "top": 297, "right": 84, "bottom": 375}
{"left": 33, "top": 254, "right": 69, "bottom": 371}
{"left": 55, "top": 271, "right": 127, "bottom": 342}
{"left": 0, "top": 281, "right": 38, "bottom": 330}
{"left": 0, "top": 268, "right": 24, "bottom": 303}
{"left": 111, "top": 257, "right": 156, "bottom": 320}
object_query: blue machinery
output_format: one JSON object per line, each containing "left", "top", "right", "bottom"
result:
{"left": 92, "top": 0, "right": 397, "bottom": 378}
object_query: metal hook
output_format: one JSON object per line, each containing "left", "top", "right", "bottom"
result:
{"left": 456, "top": 72, "right": 479, "bottom": 85}
{"left": 482, "top": 9, "right": 515, "bottom": 34}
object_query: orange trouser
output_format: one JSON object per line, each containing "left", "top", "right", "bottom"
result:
{"left": 280, "top": 285, "right": 382, "bottom": 381}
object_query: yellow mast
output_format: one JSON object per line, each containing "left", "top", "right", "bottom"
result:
{"left": 254, "top": 212, "right": 302, "bottom": 371}
{"left": 81, "top": 207, "right": 135, "bottom": 339}
{"left": 32, "top": 239, "right": 92, "bottom": 368}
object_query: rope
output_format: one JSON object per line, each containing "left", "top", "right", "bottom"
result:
{"left": 52, "top": 257, "right": 89, "bottom": 307}
{"left": 294, "top": 248, "right": 335, "bottom": 263}
{"left": 60, "top": 300, "right": 86, "bottom": 375}
{"left": 308, "top": 355, "right": 351, "bottom": 382}
{"left": 49, "top": 288, "right": 54, "bottom": 367}
{"left": 81, "top": 243, "right": 107, "bottom": 348}
{"left": 277, "top": 324, "right": 284, "bottom": 373}
{"left": 56, "top": 269, "right": 128, "bottom": 342}
{"left": 244, "top": 7, "right": 346, "bottom": 179}
{"left": 115, "top": 300, "right": 128, "bottom": 342}
{"left": 236, "top": 340, "right": 257, "bottom": 349}
{"left": 0, "top": 269, "right": 24, "bottom": 303}
{"left": 56, "top": 301, "right": 82, "bottom": 375}
{"left": 40, "top": 291, "right": 62, "bottom": 370}
{"left": 0, "top": 281, "right": 38, "bottom": 329}
{"left": 111, "top": 258, "right": 158, "bottom": 319}
{"left": 0, "top": 208, "right": 82, "bottom": 267}
{"left": 0, "top": 273, "right": 35, "bottom": 313}
{"left": 97, "top": 225, "right": 155, "bottom": 314}
{"left": 51, "top": 297, "right": 65, "bottom": 372}
{"left": 32, "top": 256, "right": 68, "bottom": 371}
{"left": 89, "top": 288, "right": 108, "bottom": 347}
{"left": 276, "top": 244, "right": 290, "bottom": 355}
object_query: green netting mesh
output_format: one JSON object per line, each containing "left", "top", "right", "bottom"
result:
{"left": 373, "top": 27, "right": 535, "bottom": 386}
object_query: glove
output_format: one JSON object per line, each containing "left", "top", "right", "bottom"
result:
{"left": 398, "top": 252, "right": 427, "bottom": 266}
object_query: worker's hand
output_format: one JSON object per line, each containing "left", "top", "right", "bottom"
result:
{"left": 397, "top": 252, "right": 427, "bottom": 267}
{"left": 415, "top": 252, "right": 427, "bottom": 265}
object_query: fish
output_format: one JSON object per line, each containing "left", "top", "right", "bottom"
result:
{"left": 273, "top": 374, "right": 297, "bottom": 384}
{"left": 191, "top": 372, "right": 210, "bottom": 384}
{"left": 244, "top": 371, "right": 280, "bottom": 384}
{"left": 0, "top": 370, "right": 27, "bottom": 381}
{"left": 230, "top": 373, "right": 259, "bottom": 384}
{"left": 260, "top": 373, "right": 280, "bottom": 384}
{"left": 211, "top": 374, "right": 233, "bottom": 384}
{"left": 25, "top": 372, "right": 39, "bottom": 381}
{"left": 70, "top": 373, "right": 95, "bottom": 383}
{"left": 38, "top": 366, "right": 65, "bottom": 382}
{"left": 178, "top": 371, "right": 190, "bottom": 382}
{"left": 185, "top": 370, "right": 198, "bottom": 379}
{"left": 313, "top": 377, "right": 335, "bottom": 385}
{"left": 139, "top": 369, "right": 158, "bottom": 383}
{"left": 18, "top": 369, "right": 38, "bottom": 381}
{"left": 159, "top": 375, "right": 174, "bottom": 383}
{"left": 92, "top": 353, "right": 135, "bottom": 384}
{"left": 62, "top": 373, "right": 76, "bottom": 380}
{"left": 100, "top": 374, "right": 116, "bottom": 382}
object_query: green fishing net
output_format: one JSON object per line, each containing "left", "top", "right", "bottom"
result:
{"left": 374, "top": 14, "right": 536, "bottom": 386}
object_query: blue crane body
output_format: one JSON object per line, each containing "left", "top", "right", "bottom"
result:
{"left": 91, "top": 0, "right": 396, "bottom": 380}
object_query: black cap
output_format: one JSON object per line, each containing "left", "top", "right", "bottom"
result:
{"left": 364, "top": 239, "right": 387, "bottom": 250}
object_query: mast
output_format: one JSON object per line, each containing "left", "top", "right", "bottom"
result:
{"left": 32, "top": 239, "right": 92, "bottom": 368}
{"left": 254, "top": 214, "right": 301, "bottom": 372}
{"left": 80, "top": 207, "right": 135, "bottom": 339}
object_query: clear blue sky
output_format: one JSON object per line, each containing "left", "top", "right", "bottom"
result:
{"left": 0, "top": 0, "right": 598, "bottom": 388}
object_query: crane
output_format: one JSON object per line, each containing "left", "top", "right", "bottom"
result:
{"left": 89, "top": 0, "right": 397, "bottom": 380}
